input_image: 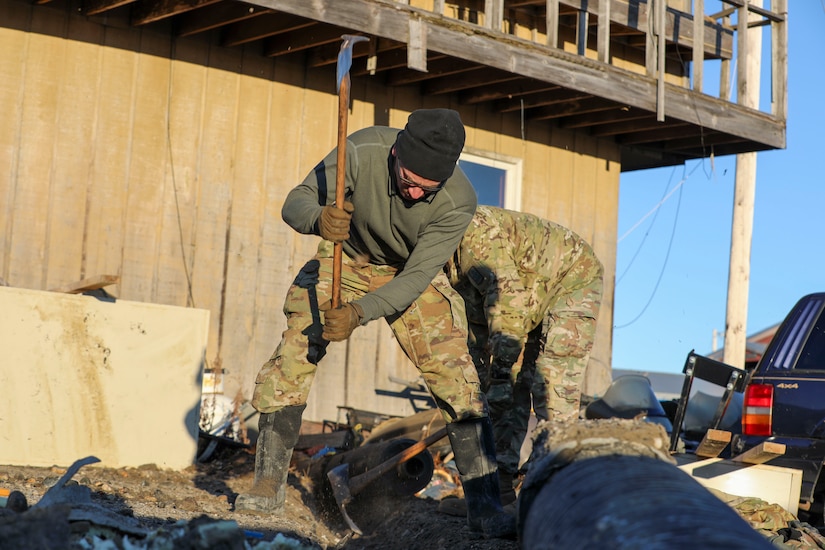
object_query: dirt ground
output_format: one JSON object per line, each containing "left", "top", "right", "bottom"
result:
{"left": 0, "top": 441, "right": 520, "bottom": 550}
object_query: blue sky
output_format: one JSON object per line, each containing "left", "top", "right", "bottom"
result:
{"left": 612, "top": 3, "right": 825, "bottom": 374}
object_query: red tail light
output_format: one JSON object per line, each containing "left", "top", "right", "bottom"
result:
{"left": 742, "top": 383, "right": 774, "bottom": 436}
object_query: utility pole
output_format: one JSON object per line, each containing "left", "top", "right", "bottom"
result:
{"left": 723, "top": 1, "right": 762, "bottom": 369}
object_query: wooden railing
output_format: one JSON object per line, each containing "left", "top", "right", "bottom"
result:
{"left": 400, "top": 0, "right": 787, "bottom": 121}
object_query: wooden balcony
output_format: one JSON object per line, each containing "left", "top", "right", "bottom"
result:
{"left": 52, "top": 0, "right": 786, "bottom": 171}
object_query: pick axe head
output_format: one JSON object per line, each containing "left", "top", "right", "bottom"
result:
{"left": 326, "top": 463, "right": 363, "bottom": 535}
{"left": 336, "top": 35, "right": 369, "bottom": 94}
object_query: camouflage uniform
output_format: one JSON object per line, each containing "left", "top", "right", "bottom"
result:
{"left": 445, "top": 205, "right": 604, "bottom": 475}
{"left": 253, "top": 240, "right": 486, "bottom": 424}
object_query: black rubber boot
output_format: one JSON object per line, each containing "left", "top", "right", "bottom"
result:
{"left": 446, "top": 416, "right": 517, "bottom": 539}
{"left": 235, "top": 404, "right": 305, "bottom": 514}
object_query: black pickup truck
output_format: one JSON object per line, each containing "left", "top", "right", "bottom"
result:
{"left": 731, "top": 292, "right": 825, "bottom": 521}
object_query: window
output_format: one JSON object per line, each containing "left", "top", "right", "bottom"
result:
{"left": 459, "top": 150, "right": 522, "bottom": 209}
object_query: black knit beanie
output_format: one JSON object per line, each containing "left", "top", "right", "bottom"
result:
{"left": 395, "top": 109, "right": 465, "bottom": 182}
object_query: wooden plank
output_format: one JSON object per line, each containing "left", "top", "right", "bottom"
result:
{"left": 84, "top": 0, "right": 135, "bottom": 16}
{"left": 9, "top": 10, "right": 65, "bottom": 290}
{"left": 407, "top": 17, "right": 427, "bottom": 72}
{"left": 119, "top": 34, "right": 171, "bottom": 304}
{"left": 152, "top": 39, "right": 207, "bottom": 308}
{"left": 0, "top": 4, "right": 29, "bottom": 287}
{"left": 546, "top": 0, "right": 559, "bottom": 48}
{"left": 263, "top": 25, "right": 348, "bottom": 57}
{"left": 570, "top": 132, "right": 599, "bottom": 244}
{"left": 176, "top": 2, "right": 272, "bottom": 37}
{"left": 82, "top": 27, "right": 140, "bottom": 296}
{"left": 220, "top": 48, "right": 272, "bottom": 393}
{"left": 545, "top": 127, "right": 575, "bottom": 227}
{"left": 732, "top": 441, "right": 786, "bottom": 465}
{"left": 597, "top": 0, "right": 610, "bottom": 63}
{"left": 586, "top": 137, "right": 620, "bottom": 396}
{"left": 222, "top": 12, "right": 313, "bottom": 47}
{"left": 771, "top": 0, "right": 787, "bottom": 120}
{"left": 694, "top": 429, "right": 732, "bottom": 458}
{"left": 245, "top": 53, "right": 306, "bottom": 399}
{"left": 45, "top": 15, "right": 102, "bottom": 289}
{"left": 188, "top": 42, "right": 239, "bottom": 372}
{"left": 693, "top": 0, "right": 704, "bottom": 92}
{"left": 49, "top": 275, "right": 120, "bottom": 294}
{"left": 131, "top": 0, "right": 222, "bottom": 26}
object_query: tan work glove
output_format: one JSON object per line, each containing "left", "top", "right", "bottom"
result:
{"left": 320, "top": 301, "right": 364, "bottom": 341}
{"left": 319, "top": 201, "right": 354, "bottom": 242}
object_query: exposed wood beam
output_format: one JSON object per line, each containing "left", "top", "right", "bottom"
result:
{"left": 459, "top": 80, "right": 560, "bottom": 104}
{"left": 176, "top": 2, "right": 272, "bottom": 37}
{"left": 495, "top": 88, "right": 590, "bottom": 112}
{"left": 527, "top": 96, "right": 604, "bottom": 120}
{"left": 222, "top": 12, "right": 315, "bottom": 47}
{"left": 386, "top": 57, "right": 479, "bottom": 86}
{"left": 84, "top": 0, "right": 136, "bottom": 16}
{"left": 422, "top": 68, "right": 522, "bottom": 96}
{"left": 530, "top": 96, "right": 616, "bottom": 120}
{"left": 309, "top": 37, "right": 397, "bottom": 68}
{"left": 557, "top": 106, "right": 644, "bottom": 129}
{"left": 617, "top": 122, "right": 695, "bottom": 145}
{"left": 131, "top": 0, "right": 221, "bottom": 26}
{"left": 662, "top": 131, "right": 743, "bottom": 152}
{"left": 351, "top": 48, "right": 448, "bottom": 76}
{"left": 263, "top": 24, "right": 350, "bottom": 57}
{"left": 589, "top": 115, "right": 668, "bottom": 137}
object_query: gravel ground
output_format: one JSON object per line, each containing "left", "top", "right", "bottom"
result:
{"left": 0, "top": 442, "right": 519, "bottom": 550}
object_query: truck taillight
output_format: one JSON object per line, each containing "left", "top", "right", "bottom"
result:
{"left": 742, "top": 383, "right": 774, "bottom": 436}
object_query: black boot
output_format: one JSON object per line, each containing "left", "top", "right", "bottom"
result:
{"left": 235, "top": 404, "right": 305, "bottom": 514}
{"left": 446, "top": 416, "right": 517, "bottom": 539}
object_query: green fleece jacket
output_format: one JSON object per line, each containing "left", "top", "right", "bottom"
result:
{"left": 282, "top": 126, "right": 477, "bottom": 323}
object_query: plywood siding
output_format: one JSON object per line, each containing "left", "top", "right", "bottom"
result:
{"left": 0, "top": 0, "right": 619, "bottom": 424}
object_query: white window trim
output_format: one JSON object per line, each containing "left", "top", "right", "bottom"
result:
{"left": 460, "top": 147, "right": 523, "bottom": 210}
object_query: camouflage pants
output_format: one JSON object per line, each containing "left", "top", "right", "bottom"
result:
{"left": 252, "top": 242, "right": 485, "bottom": 424}
{"left": 475, "top": 250, "right": 603, "bottom": 474}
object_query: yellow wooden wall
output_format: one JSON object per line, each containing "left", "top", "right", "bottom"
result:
{"left": 0, "top": 0, "right": 619, "bottom": 424}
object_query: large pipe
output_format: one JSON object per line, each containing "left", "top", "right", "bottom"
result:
{"left": 519, "top": 454, "right": 773, "bottom": 549}
{"left": 517, "top": 419, "right": 773, "bottom": 549}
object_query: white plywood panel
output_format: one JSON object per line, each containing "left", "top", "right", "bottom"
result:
{"left": 677, "top": 455, "right": 803, "bottom": 516}
{"left": 0, "top": 286, "right": 209, "bottom": 470}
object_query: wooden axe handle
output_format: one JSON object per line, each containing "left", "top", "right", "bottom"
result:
{"left": 332, "top": 77, "right": 349, "bottom": 309}
{"left": 348, "top": 426, "right": 449, "bottom": 497}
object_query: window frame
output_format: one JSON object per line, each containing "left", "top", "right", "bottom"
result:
{"left": 459, "top": 148, "right": 523, "bottom": 210}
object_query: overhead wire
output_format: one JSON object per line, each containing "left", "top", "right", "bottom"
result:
{"left": 614, "top": 160, "right": 703, "bottom": 329}
{"left": 615, "top": 166, "right": 675, "bottom": 285}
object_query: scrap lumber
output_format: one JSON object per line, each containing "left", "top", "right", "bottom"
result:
{"left": 694, "top": 429, "right": 732, "bottom": 458}
{"left": 49, "top": 275, "right": 119, "bottom": 294}
{"left": 731, "top": 441, "right": 786, "bottom": 465}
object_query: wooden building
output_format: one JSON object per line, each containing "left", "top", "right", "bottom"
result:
{"left": 0, "top": 0, "right": 786, "bottom": 424}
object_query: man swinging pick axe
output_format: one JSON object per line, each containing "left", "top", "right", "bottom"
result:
{"left": 235, "top": 34, "right": 516, "bottom": 539}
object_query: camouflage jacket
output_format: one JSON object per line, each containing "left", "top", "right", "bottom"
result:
{"left": 445, "top": 205, "right": 600, "bottom": 360}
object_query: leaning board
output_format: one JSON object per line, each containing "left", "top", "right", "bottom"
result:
{"left": 676, "top": 454, "right": 803, "bottom": 516}
{"left": 0, "top": 286, "right": 209, "bottom": 470}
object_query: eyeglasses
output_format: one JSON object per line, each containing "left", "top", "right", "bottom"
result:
{"left": 395, "top": 157, "right": 444, "bottom": 194}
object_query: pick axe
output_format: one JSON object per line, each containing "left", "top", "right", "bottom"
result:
{"left": 332, "top": 34, "right": 369, "bottom": 307}
{"left": 326, "top": 426, "right": 448, "bottom": 534}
